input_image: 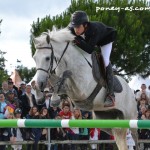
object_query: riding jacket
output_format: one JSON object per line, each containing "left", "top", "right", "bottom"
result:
{"left": 68, "top": 21, "right": 117, "bottom": 54}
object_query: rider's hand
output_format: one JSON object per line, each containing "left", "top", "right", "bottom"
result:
{"left": 73, "top": 36, "right": 82, "bottom": 45}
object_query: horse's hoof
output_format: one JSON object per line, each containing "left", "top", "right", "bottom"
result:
{"left": 51, "top": 99, "right": 61, "bottom": 107}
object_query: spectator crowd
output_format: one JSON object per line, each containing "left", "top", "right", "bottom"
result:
{"left": 0, "top": 78, "right": 150, "bottom": 150}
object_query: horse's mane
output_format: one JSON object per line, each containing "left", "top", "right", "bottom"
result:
{"left": 41, "top": 26, "right": 75, "bottom": 43}
{"left": 34, "top": 26, "right": 75, "bottom": 49}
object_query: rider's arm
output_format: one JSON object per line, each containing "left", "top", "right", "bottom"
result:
{"left": 74, "top": 32, "right": 100, "bottom": 54}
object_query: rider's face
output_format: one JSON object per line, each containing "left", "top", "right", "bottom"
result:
{"left": 74, "top": 24, "right": 85, "bottom": 35}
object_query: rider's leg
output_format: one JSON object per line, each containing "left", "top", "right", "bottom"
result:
{"left": 101, "top": 42, "right": 115, "bottom": 107}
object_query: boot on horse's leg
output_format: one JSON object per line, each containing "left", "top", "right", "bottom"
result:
{"left": 104, "top": 63, "right": 115, "bottom": 107}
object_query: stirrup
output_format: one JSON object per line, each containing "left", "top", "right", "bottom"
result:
{"left": 104, "top": 94, "right": 115, "bottom": 107}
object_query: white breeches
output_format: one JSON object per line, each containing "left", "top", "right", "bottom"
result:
{"left": 100, "top": 42, "right": 113, "bottom": 67}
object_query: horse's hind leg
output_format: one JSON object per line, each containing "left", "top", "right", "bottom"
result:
{"left": 113, "top": 128, "right": 128, "bottom": 150}
{"left": 131, "top": 128, "right": 139, "bottom": 150}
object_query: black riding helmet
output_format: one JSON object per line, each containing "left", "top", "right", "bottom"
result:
{"left": 70, "top": 11, "right": 89, "bottom": 27}
{"left": 14, "top": 108, "right": 22, "bottom": 114}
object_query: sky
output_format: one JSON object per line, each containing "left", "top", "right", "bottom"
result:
{"left": 128, "top": 75, "right": 150, "bottom": 91}
{"left": 0, "top": 0, "right": 71, "bottom": 74}
{"left": 0, "top": 0, "right": 150, "bottom": 89}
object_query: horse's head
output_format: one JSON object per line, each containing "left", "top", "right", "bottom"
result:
{"left": 33, "top": 28, "right": 75, "bottom": 91}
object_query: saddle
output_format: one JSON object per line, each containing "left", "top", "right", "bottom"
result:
{"left": 91, "top": 51, "right": 122, "bottom": 93}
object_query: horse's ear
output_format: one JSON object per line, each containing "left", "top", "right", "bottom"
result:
{"left": 46, "top": 35, "right": 50, "bottom": 44}
{"left": 52, "top": 26, "right": 57, "bottom": 31}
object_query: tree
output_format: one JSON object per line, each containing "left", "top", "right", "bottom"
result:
{"left": 0, "top": 50, "right": 9, "bottom": 85}
{"left": 16, "top": 65, "right": 36, "bottom": 83}
{"left": 0, "top": 20, "right": 9, "bottom": 85}
{"left": 30, "top": 0, "right": 150, "bottom": 78}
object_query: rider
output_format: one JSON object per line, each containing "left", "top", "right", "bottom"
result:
{"left": 68, "top": 10, "right": 117, "bottom": 107}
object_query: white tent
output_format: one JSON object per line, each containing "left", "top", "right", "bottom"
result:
{"left": 128, "top": 75, "right": 150, "bottom": 91}
{"left": 10, "top": 69, "right": 22, "bottom": 88}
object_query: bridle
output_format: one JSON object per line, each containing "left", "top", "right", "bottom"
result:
{"left": 36, "top": 35, "right": 69, "bottom": 75}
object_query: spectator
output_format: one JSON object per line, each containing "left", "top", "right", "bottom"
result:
{"left": 4, "top": 91, "right": 20, "bottom": 118}
{"left": 38, "top": 87, "right": 52, "bottom": 111}
{"left": 26, "top": 106, "right": 41, "bottom": 150}
{"left": 48, "top": 106, "right": 61, "bottom": 119}
{"left": 7, "top": 78, "right": 19, "bottom": 95}
{"left": 80, "top": 111, "right": 90, "bottom": 150}
{"left": 138, "top": 106, "right": 147, "bottom": 120}
{"left": 141, "top": 109, "right": 150, "bottom": 120}
{"left": 18, "top": 81, "right": 26, "bottom": 99}
{"left": 39, "top": 107, "right": 49, "bottom": 150}
{"left": 140, "top": 93, "right": 149, "bottom": 104}
{"left": 0, "top": 92, "right": 7, "bottom": 119}
{"left": 89, "top": 128, "right": 100, "bottom": 150}
{"left": 1, "top": 81, "right": 9, "bottom": 96}
{"left": 59, "top": 103, "right": 72, "bottom": 119}
{"left": 138, "top": 108, "right": 150, "bottom": 149}
{"left": 5, "top": 91, "right": 20, "bottom": 106}
{"left": 4, "top": 113, "right": 14, "bottom": 148}
{"left": 136, "top": 84, "right": 150, "bottom": 102}
{"left": 137, "top": 98, "right": 149, "bottom": 112}
{"left": 61, "top": 97, "right": 74, "bottom": 111}
{"left": 20, "top": 84, "right": 37, "bottom": 118}
{"left": 10, "top": 108, "right": 26, "bottom": 150}
{"left": 67, "top": 108, "right": 81, "bottom": 150}
{"left": 50, "top": 114, "right": 68, "bottom": 150}
{"left": 59, "top": 103, "right": 72, "bottom": 149}
{"left": 0, "top": 92, "right": 8, "bottom": 150}
{"left": 7, "top": 81, "right": 18, "bottom": 98}
{"left": 99, "top": 130, "right": 114, "bottom": 150}
{"left": 126, "top": 129, "right": 135, "bottom": 150}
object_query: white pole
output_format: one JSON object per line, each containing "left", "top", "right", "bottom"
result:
{"left": 47, "top": 128, "right": 51, "bottom": 150}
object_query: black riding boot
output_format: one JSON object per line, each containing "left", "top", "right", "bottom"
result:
{"left": 104, "top": 63, "right": 115, "bottom": 107}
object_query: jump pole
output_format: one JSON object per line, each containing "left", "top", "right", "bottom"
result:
{"left": 0, "top": 119, "right": 150, "bottom": 129}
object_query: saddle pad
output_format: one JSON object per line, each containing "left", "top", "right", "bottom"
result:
{"left": 91, "top": 51, "right": 122, "bottom": 93}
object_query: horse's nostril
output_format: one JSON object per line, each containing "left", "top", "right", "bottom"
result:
{"left": 40, "top": 82, "right": 44, "bottom": 91}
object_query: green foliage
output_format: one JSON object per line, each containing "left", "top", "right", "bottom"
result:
{"left": 16, "top": 65, "right": 36, "bottom": 83}
{"left": 0, "top": 70, "right": 9, "bottom": 87}
{"left": 0, "top": 20, "right": 9, "bottom": 85}
{"left": 0, "top": 51, "right": 9, "bottom": 86}
{"left": 30, "top": 0, "right": 150, "bottom": 77}
{"left": 0, "top": 50, "right": 7, "bottom": 70}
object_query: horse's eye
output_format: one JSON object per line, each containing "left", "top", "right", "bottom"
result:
{"left": 46, "top": 57, "right": 50, "bottom": 61}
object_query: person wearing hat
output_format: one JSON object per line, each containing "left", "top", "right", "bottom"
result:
{"left": 10, "top": 108, "right": 26, "bottom": 150}
{"left": 38, "top": 87, "right": 52, "bottom": 111}
{"left": 68, "top": 10, "right": 117, "bottom": 107}
{"left": 5, "top": 91, "right": 20, "bottom": 108}
{"left": 18, "top": 81, "right": 26, "bottom": 99}
{"left": 7, "top": 81, "right": 18, "bottom": 98}
{"left": 7, "top": 78, "right": 19, "bottom": 97}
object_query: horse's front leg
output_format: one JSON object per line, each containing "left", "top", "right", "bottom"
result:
{"left": 51, "top": 93, "right": 61, "bottom": 107}
{"left": 113, "top": 128, "right": 128, "bottom": 150}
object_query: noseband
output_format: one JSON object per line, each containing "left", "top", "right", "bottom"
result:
{"left": 36, "top": 35, "right": 69, "bottom": 75}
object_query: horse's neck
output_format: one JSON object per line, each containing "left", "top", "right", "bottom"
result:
{"left": 56, "top": 45, "right": 97, "bottom": 99}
